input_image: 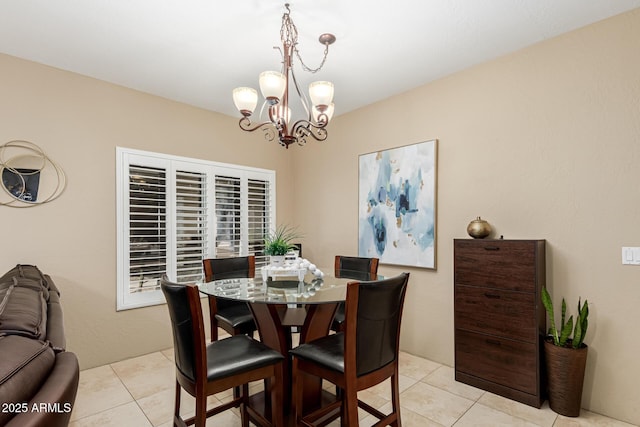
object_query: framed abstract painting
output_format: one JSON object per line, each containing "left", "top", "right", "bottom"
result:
{"left": 358, "top": 140, "right": 437, "bottom": 269}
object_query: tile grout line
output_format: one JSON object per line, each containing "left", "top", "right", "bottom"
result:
{"left": 69, "top": 401, "right": 141, "bottom": 426}
{"left": 107, "top": 361, "right": 157, "bottom": 426}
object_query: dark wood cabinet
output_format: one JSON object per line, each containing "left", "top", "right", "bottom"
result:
{"left": 454, "top": 239, "right": 546, "bottom": 407}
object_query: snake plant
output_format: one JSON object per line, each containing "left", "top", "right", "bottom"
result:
{"left": 541, "top": 287, "right": 589, "bottom": 349}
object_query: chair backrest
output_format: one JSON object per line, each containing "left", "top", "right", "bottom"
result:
{"left": 334, "top": 255, "right": 379, "bottom": 279}
{"left": 344, "top": 272, "right": 410, "bottom": 377}
{"left": 160, "top": 275, "right": 206, "bottom": 383}
{"left": 292, "top": 243, "right": 302, "bottom": 257}
{"left": 202, "top": 256, "right": 256, "bottom": 282}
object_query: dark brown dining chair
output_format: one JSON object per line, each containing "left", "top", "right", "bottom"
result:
{"left": 202, "top": 256, "right": 257, "bottom": 341}
{"left": 331, "top": 255, "right": 379, "bottom": 332}
{"left": 160, "top": 275, "right": 284, "bottom": 427}
{"left": 290, "top": 272, "right": 410, "bottom": 426}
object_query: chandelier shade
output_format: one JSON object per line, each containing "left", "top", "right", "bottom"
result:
{"left": 232, "top": 3, "right": 336, "bottom": 149}
{"left": 259, "top": 71, "right": 287, "bottom": 102}
{"left": 309, "top": 81, "right": 334, "bottom": 110}
{"left": 232, "top": 87, "right": 258, "bottom": 116}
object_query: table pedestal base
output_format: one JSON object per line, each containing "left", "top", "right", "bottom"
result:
{"left": 249, "top": 303, "right": 339, "bottom": 422}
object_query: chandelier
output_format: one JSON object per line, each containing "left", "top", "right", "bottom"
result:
{"left": 232, "top": 3, "right": 336, "bottom": 149}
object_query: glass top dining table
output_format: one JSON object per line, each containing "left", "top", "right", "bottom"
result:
{"left": 198, "top": 268, "right": 382, "bottom": 305}
{"left": 198, "top": 268, "right": 383, "bottom": 420}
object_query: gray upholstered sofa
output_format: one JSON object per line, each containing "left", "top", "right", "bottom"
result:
{"left": 0, "top": 264, "right": 79, "bottom": 427}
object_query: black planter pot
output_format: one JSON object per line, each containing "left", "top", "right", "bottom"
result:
{"left": 543, "top": 339, "right": 588, "bottom": 417}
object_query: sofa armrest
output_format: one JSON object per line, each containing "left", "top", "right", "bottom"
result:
{"left": 43, "top": 274, "right": 60, "bottom": 296}
{"left": 46, "top": 296, "right": 66, "bottom": 352}
{"left": 5, "top": 351, "right": 79, "bottom": 427}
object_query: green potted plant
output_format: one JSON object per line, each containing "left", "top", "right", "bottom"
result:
{"left": 541, "top": 287, "right": 589, "bottom": 417}
{"left": 263, "top": 224, "right": 300, "bottom": 265}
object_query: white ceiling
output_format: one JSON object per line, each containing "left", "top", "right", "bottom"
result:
{"left": 1, "top": 1, "right": 638, "bottom": 118}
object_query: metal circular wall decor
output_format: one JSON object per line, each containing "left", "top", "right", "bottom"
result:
{"left": 0, "top": 140, "right": 67, "bottom": 207}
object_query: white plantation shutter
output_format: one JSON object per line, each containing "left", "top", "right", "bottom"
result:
{"left": 214, "top": 175, "right": 241, "bottom": 258}
{"left": 174, "top": 169, "right": 208, "bottom": 283}
{"left": 247, "top": 178, "right": 271, "bottom": 266}
{"left": 127, "top": 164, "right": 167, "bottom": 294}
{"left": 117, "top": 148, "right": 275, "bottom": 310}
{"left": 212, "top": 172, "right": 274, "bottom": 268}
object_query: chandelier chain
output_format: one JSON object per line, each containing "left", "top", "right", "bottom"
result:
{"left": 281, "top": 5, "right": 329, "bottom": 74}
{"left": 294, "top": 43, "right": 330, "bottom": 74}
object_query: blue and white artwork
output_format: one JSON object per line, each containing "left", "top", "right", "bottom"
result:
{"left": 358, "top": 140, "right": 437, "bottom": 269}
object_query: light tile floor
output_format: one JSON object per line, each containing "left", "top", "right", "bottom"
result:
{"left": 69, "top": 333, "right": 636, "bottom": 427}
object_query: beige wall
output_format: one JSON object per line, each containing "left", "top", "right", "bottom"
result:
{"left": 0, "top": 53, "right": 297, "bottom": 370}
{"left": 1, "top": 7, "right": 639, "bottom": 425}
{"left": 292, "top": 9, "right": 640, "bottom": 425}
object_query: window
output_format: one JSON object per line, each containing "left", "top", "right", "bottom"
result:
{"left": 116, "top": 147, "right": 275, "bottom": 310}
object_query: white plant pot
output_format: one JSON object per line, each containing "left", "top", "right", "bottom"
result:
{"left": 269, "top": 255, "right": 285, "bottom": 266}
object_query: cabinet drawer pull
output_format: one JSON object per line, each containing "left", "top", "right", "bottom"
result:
{"left": 484, "top": 293, "right": 501, "bottom": 299}
{"left": 486, "top": 339, "right": 502, "bottom": 346}
{"left": 484, "top": 246, "right": 500, "bottom": 251}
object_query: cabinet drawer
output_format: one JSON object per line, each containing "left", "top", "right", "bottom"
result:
{"left": 454, "top": 240, "right": 539, "bottom": 292}
{"left": 455, "top": 285, "right": 537, "bottom": 341}
{"left": 455, "top": 329, "right": 538, "bottom": 395}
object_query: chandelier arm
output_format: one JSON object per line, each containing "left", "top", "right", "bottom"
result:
{"left": 289, "top": 66, "right": 312, "bottom": 121}
{"left": 258, "top": 100, "right": 269, "bottom": 122}
{"left": 238, "top": 117, "right": 277, "bottom": 142}
{"left": 315, "top": 111, "right": 329, "bottom": 126}
{"left": 291, "top": 119, "right": 328, "bottom": 145}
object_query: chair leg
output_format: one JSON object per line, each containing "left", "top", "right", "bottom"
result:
{"left": 390, "top": 373, "right": 402, "bottom": 427}
{"left": 272, "top": 365, "right": 284, "bottom": 427}
{"left": 292, "top": 359, "right": 304, "bottom": 426}
{"left": 344, "top": 386, "right": 359, "bottom": 427}
{"left": 174, "top": 381, "right": 182, "bottom": 426}
{"left": 195, "top": 391, "right": 207, "bottom": 427}
{"left": 240, "top": 383, "right": 250, "bottom": 427}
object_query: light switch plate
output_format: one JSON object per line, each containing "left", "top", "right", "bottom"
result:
{"left": 622, "top": 247, "right": 640, "bottom": 265}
